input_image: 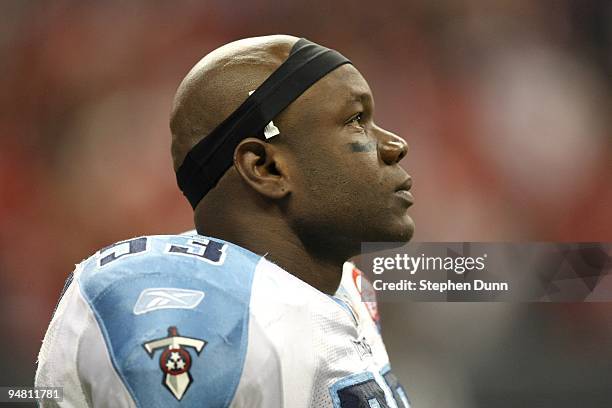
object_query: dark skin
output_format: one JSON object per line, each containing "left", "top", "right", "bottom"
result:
{"left": 170, "top": 35, "right": 413, "bottom": 295}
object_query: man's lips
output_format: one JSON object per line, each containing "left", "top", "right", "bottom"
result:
{"left": 394, "top": 189, "right": 414, "bottom": 205}
{"left": 395, "top": 177, "right": 414, "bottom": 206}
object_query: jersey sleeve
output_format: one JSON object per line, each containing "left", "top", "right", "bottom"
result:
{"left": 36, "top": 234, "right": 263, "bottom": 408}
{"left": 35, "top": 266, "right": 136, "bottom": 407}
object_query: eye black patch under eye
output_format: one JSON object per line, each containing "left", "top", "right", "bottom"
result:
{"left": 348, "top": 141, "right": 376, "bottom": 152}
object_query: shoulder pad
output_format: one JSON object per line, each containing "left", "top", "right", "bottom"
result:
{"left": 77, "top": 234, "right": 260, "bottom": 406}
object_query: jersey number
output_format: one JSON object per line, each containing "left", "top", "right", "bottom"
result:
{"left": 335, "top": 378, "right": 390, "bottom": 408}
{"left": 332, "top": 372, "right": 410, "bottom": 408}
{"left": 99, "top": 237, "right": 148, "bottom": 267}
{"left": 167, "top": 239, "right": 226, "bottom": 264}
{"left": 98, "top": 237, "right": 226, "bottom": 267}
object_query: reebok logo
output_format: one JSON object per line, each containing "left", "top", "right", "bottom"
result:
{"left": 133, "top": 288, "right": 205, "bottom": 315}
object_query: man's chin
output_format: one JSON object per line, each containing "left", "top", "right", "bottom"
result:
{"left": 385, "top": 214, "right": 415, "bottom": 243}
{"left": 401, "top": 214, "right": 415, "bottom": 241}
{"left": 362, "top": 215, "right": 415, "bottom": 246}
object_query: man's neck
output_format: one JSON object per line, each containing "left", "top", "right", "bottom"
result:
{"left": 196, "top": 209, "right": 344, "bottom": 295}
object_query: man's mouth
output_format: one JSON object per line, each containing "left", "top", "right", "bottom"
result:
{"left": 394, "top": 177, "right": 414, "bottom": 206}
{"left": 394, "top": 189, "right": 414, "bottom": 206}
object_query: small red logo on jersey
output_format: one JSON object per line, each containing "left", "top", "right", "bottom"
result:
{"left": 160, "top": 347, "right": 191, "bottom": 375}
{"left": 143, "top": 326, "right": 206, "bottom": 400}
{"left": 352, "top": 267, "right": 380, "bottom": 325}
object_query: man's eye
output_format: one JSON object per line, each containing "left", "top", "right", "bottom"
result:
{"left": 348, "top": 113, "right": 363, "bottom": 125}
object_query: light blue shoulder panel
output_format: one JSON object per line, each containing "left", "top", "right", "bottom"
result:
{"left": 78, "top": 234, "right": 260, "bottom": 408}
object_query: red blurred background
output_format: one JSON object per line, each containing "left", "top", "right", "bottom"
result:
{"left": 1, "top": 1, "right": 610, "bottom": 407}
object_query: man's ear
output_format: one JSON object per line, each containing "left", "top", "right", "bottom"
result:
{"left": 233, "top": 138, "right": 291, "bottom": 199}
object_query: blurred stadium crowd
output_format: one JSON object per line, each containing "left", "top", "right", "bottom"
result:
{"left": 0, "top": 1, "right": 610, "bottom": 407}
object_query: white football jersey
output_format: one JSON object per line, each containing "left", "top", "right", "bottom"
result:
{"left": 36, "top": 233, "right": 411, "bottom": 408}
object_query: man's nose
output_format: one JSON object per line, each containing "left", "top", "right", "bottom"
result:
{"left": 377, "top": 127, "right": 408, "bottom": 165}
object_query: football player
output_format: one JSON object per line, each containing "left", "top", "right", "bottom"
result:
{"left": 36, "top": 35, "right": 414, "bottom": 408}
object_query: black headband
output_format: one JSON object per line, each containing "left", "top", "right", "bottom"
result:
{"left": 175, "top": 38, "right": 351, "bottom": 209}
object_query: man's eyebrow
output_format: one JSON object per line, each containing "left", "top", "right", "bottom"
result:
{"left": 347, "top": 91, "right": 373, "bottom": 104}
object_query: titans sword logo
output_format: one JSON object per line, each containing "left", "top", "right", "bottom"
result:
{"left": 143, "top": 326, "right": 207, "bottom": 400}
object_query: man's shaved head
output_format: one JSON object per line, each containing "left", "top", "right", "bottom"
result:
{"left": 170, "top": 35, "right": 299, "bottom": 171}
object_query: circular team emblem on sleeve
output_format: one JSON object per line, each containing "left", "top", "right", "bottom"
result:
{"left": 160, "top": 348, "right": 192, "bottom": 376}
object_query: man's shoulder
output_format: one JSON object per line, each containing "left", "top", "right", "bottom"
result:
{"left": 61, "top": 233, "right": 262, "bottom": 406}
{"left": 80, "top": 232, "right": 261, "bottom": 272}
{"left": 76, "top": 233, "right": 262, "bottom": 302}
